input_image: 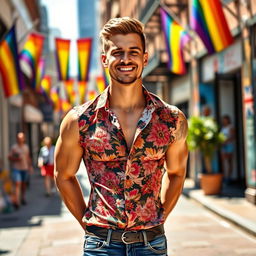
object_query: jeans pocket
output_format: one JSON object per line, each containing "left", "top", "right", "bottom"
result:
{"left": 147, "top": 235, "right": 167, "bottom": 255}
{"left": 83, "top": 235, "right": 106, "bottom": 252}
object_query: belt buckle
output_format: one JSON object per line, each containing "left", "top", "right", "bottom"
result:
{"left": 121, "top": 231, "right": 137, "bottom": 244}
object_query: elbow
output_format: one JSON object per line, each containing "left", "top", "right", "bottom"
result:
{"left": 54, "top": 168, "right": 74, "bottom": 185}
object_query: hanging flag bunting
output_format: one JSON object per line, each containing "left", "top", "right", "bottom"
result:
{"left": 50, "top": 87, "right": 61, "bottom": 112}
{"left": 87, "top": 90, "right": 97, "bottom": 101}
{"left": 64, "top": 79, "right": 76, "bottom": 105}
{"left": 77, "top": 38, "right": 92, "bottom": 81}
{"left": 19, "top": 33, "right": 45, "bottom": 87}
{"left": 40, "top": 75, "right": 51, "bottom": 99}
{"left": 103, "top": 67, "right": 110, "bottom": 87}
{"left": 160, "top": 8, "right": 191, "bottom": 75}
{"left": 35, "top": 58, "right": 46, "bottom": 92}
{"left": 60, "top": 98, "right": 72, "bottom": 113}
{"left": 0, "top": 26, "right": 23, "bottom": 98}
{"left": 78, "top": 81, "right": 87, "bottom": 104}
{"left": 190, "top": 0, "right": 234, "bottom": 53}
{"left": 55, "top": 38, "right": 71, "bottom": 81}
{"left": 96, "top": 76, "right": 106, "bottom": 93}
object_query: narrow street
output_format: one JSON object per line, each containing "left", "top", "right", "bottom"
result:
{"left": 0, "top": 163, "right": 255, "bottom": 256}
{"left": 166, "top": 194, "right": 256, "bottom": 256}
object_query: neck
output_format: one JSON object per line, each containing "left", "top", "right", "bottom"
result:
{"left": 109, "top": 80, "right": 145, "bottom": 112}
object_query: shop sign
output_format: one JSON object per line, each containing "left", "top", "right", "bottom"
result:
{"left": 202, "top": 40, "right": 242, "bottom": 83}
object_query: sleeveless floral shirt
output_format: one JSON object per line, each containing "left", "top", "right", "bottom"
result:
{"left": 75, "top": 86, "right": 179, "bottom": 230}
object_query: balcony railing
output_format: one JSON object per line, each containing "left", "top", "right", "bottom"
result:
{"left": 139, "top": 0, "right": 160, "bottom": 24}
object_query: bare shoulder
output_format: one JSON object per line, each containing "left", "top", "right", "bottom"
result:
{"left": 173, "top": 109, "right": 188, "bottom": 141}
{"left": 59, "top": 109, "right": 80, "bottom": 143}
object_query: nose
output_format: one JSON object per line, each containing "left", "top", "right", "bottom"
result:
{"left": 120, "top": 52, "right": 131, "bottom": 64}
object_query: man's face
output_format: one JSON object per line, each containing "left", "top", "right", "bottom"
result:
{"left": 102, "top": 33, "right": 148, "bottom": 85}
{"left": 17, "top": 133, "right": 25, "bottom": 144}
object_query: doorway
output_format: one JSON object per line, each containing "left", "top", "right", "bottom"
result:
{"left": 215, "top": 72, "right": 245, "bottom": 184}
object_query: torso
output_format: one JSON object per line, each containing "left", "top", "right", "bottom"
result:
{"left": 76, "top": 86, "right": 180, "bottom": 230}
{"left": 111, "top": 107, "right": 145, "bottom": 151}
{"left": 221, "top": 125, "right": 232, "bottom": 140}
{"left": 11, "top": 144, "right": 29, "bottom": 170}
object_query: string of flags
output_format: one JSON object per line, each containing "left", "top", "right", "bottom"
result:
{"left": 160, "top": 0, "right": 234, "bottom": 74}
{"left": 0, "top": 0, "right": 234, "bottom": 108}
{"left": 0, "top": 26, "right": 107, "bottom": 113}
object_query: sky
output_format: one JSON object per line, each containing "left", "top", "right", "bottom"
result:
{"left": 41, "top": 0, "right": 78, "bottom": 76}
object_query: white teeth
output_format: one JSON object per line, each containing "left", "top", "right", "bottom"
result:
{"left": 119, "top": 67, "right": 133, "bottom": 71}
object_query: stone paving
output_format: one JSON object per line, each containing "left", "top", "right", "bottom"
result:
{"left": 0, "top": 163, "right": 255, "bottom": 256}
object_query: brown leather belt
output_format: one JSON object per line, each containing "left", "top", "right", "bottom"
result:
{"left": 85, "top": 224, "right": 165, "bottom": 244}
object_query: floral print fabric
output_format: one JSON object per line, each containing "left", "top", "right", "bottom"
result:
{"left": 75, "top": 86, "right": 179, "bottom": 230}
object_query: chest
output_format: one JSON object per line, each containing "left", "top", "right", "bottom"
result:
{"left": 112, "top": 109, "right": 144, "bottom": 151}
{"left": 81, "top": 109, "right": 176, "bottom": 161}
{"left": 13, "top": 145, "right": 27, "bottom": 157}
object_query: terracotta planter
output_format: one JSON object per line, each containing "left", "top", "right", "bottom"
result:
{"left": 200, "top": 173, "right": 223, "bottom": 195}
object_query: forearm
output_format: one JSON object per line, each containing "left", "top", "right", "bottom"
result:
{"left": 55, "top": 175, "right": 87, "bottom": 229}
{"left": 161, "top": 172, "right": 185, "bottom": 219}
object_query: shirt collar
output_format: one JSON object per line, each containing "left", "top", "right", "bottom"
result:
{"left": 95, "top": 85, "right": 158, "bottom": 111}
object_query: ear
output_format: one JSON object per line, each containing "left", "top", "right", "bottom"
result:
{"left": 101, "top": 54, "right": 108, "bottom": 68}
{"left": 143, "top": 52, "right": 148, "bottom": 67}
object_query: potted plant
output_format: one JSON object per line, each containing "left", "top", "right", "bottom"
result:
{"left": 187, "top": 116, "right": 226, "bottom": 195}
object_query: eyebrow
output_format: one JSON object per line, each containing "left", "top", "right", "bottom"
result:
{"left": 112, "top": 46, "right": 142, "bottom": 51}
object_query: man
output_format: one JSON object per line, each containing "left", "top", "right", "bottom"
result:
{"left": 55, "top": 17, "right": 188, "bottom": 255}
{"left": 38, "top": 137, "right": 55, "bottom": 197}
{"left": 9, "top": 132, "right": 33, "bottom": 209}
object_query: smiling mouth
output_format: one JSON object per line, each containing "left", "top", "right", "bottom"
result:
{"left": 117, "top": 67, "right": 135, "bottom": 72}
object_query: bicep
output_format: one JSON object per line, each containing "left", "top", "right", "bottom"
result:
{"left": 165, "top": 110, "right": 188, "bottom": 176}
{"left": 54, "top": 111, "right": 84, "bottom": 179}
{"left": 165, "top": 139, "right": 188, "bottom": 176}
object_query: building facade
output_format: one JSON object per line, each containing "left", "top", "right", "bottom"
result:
{"left": 99, "top": 0, "right": 256, "bottom": 204}
{"left": 0, "top": 0, "right": 43, "bottom": 169}
{"left": 78, "top": 0, "right": 101, "bottom": 75}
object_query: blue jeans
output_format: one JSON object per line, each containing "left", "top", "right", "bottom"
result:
{"left": 12, "top": 169, "right": 28, "bottom": 182}
{"left": 83, "top": 233, "right": 167, "bottom": 256}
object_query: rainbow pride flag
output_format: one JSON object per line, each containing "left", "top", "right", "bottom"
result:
{"left": 50, "top": 87, "right": 61, "bottom": 111}
{"left": 40, "top": 75, "right": 51, "bottom": 99}
{"left": 55, "top": 38, "right": 71, "bottom": 81}
{"left": 78, "top": 81, "right": 87, "bottom": 104}
{"left": 64, "top": 79, "right": 76, "bottom": 105}
{"left": 77, "top": 38, "right": 92, "bottom": 82}
{"left": 96, "top": 76, "right": 106, "bottom": 93}
{"left": 20, "top": 33, "right": 44, "bottom": 87}
{"left": 87, "top": 90, "right": 97, "bottom": 101}
{"left": 103, "top": 67, "right": 110, "bottom": 87}
{"left": 60, "top": 98, "right": 72, "bottom": 113}
{"left": 35, "top": 58, "right": 45, "bottom": 92}
{"left": 0, "top": 26, "right": 23, "bottom": 97}
{"left": 190, "top": 0, "right": 234, "bottom": 53}
{"left": 160, "top": 8, "right": 190, "bottom": 75}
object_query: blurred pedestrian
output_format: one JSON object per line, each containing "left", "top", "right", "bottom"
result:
{"left": 8, "top": 132, "right": 33, "bottom": 209}
{"left": 55, "top": 17, "right": 188, "bottom": 255}
{"left": 221, "top": 115, "right": 235, "bottom": 185}
{"left": 202, "top": 104, "right": 212, "bottom": 117}
{"left": 38, "top": 137, "right": 55, "bottom": 197}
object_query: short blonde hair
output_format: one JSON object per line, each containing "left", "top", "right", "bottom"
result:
{"left": 100, "top": 17, "right": 146, "bottom": 53}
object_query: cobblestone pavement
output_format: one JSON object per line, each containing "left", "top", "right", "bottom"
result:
{"left": 0, "top": 164, "right": 255, "bottom": 256}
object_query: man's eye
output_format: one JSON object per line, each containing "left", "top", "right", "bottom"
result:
{"left": 113, "top": 52, "right": 122, "bottom": 56}
{"left": 130, "top": 51, "right": 139, "bottom": 56}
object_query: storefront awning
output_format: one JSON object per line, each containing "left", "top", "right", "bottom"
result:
{"left": 24, "top": 104, "right": 43, "bottom": 123}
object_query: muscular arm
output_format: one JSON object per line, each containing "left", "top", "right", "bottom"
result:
{"left": 161, "top": 110, "right": 188, "bottom": 219}
{"left": 54, "top": 110, "right": 86, "bottom": 229}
